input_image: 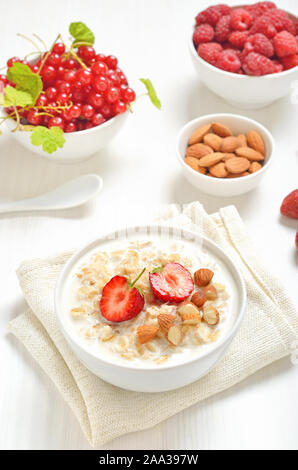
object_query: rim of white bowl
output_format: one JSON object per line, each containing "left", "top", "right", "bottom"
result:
{"left": 55, "top": 224, "right": 247, "bottom": 372}
{"left": 189, "top": 7, "right": 298, "bottom": 80}
{"left": 176, "top": 113, "right": 275, "bottom": 183}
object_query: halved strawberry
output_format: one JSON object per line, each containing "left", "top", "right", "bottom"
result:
{"left": 149, "top": 263, "right": 194, "bottom": 303}
{"left": 100, "top": 269, "right": 145, "bottom": 323}
{"left": 280, "top": 189, "right": 298, "bottom": 219}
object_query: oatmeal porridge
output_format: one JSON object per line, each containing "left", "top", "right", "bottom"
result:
{"left": 65, "top": 238, "right": 236, "bottom": 367}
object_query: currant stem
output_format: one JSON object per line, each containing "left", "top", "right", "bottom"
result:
{"left": 129, "top": 268, "right": 146, "bottom": 289}
{"left": 17, "top": 33, "right": 42, "bottom": 54}
{"left": 32, "top": 33, "right": 48, "bottom": 52}
{"left": 38, "top": 33, "right": 60, "bottom": 74}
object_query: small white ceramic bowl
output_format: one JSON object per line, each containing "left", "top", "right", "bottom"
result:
{"left": 55, "top": 225, "right": 246, "bottom": 392}
{"left": 5, "top": 110, "right": 129, "bottom": 164}
{"left": 189, "top": 9, "right": 298, "bottom": 109}
{"left": 177, "top": 113, "right": 274, "bottom": 197}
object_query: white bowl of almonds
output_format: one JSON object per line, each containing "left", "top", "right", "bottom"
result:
{"left": 55, "top": 225, "right": 246, "bottom": 392}
{"left": 177, "top": 113, "right": 275, "bottom": 197}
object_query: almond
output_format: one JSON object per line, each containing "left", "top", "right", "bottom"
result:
{"left": 222, "top": 153, "right": 236, "bottom": 161}
{"left": 137, "top": 325, "right": 159, "bottom": 344}
{"left": 202, "top": 304, "right": 219, "bottom": 326}
{"left": 157, "top": 313, "right": 175, "bottom": 332}
{"left": 203, "top": 285, "right": 218, "bottom": 300}
{"left": 246, "top": 130, "right": 265, "bottom": 155}
{"left": 177, "top": 301, "right": 200, "bottom": 317}
{"left": 220, "top": 136, "right": 240, "bottom": 153}
{"left": 188, "top": 124, "right": 211, "bottom": 145}
{"left": 235, "top": 147, "right": 264, "bottom": 162}
{"left": 198, "top": 152, "right": 225, "bottom": 167}
{"left": 249, "top": 161, "right": 262, "bottom": 173}
{"left": 181, "top": 312, "right": 201, "bottom": 325}
{"left": 197, "top": 165, "right": 207, "bottom": 175}
{"left": 211, "top": 122, "right": 232, "bottom": 137}
{"left": 184, "top": 156, "right": 199, "bottom": 171}
{"left": 167, "top": 325, "right": 182, "bottom": 346}
{"left": 209, "top": 162, "right": 228, "bottom": 178}
{"left": 194, "top": 268, "right": 214, "bottom": 287}
{"left": 237, "top": 134, "right": 247, "bottom": 147}
{"left": 227, "top": 172, "right": 249, "bottom": 178}
{"left": 225, "top": 157, "right": 250, "bottom": 174}
{"left": 191, "top": 290, "right": 207, "bottom": 308}
{"left": 186, "top": 143, "right": 213, "bottom": 159}
{"left": 203, "top": 133, "right": 222, "bottom": 151}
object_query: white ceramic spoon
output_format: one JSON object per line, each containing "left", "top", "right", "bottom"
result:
{"left": 0, "top": 174, "right": 103, "bottom": 214}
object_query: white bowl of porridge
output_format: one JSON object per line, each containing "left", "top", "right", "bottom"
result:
{"left": 55, "top": 225, "right": 246, "bottom": 392}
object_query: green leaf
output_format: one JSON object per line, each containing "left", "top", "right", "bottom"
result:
{"left": 151, "top": 266, "right": 163, "bottom": 274}
{"left": 0, "top": 86, "right": 33, "bottom": 108}
{"left": 7, "top": 63, "right": 42, "bottom": 105}
{"left": 30, "top": 126, "right": 65, "bottom": 154}
{"left": 139, "top": 78, "right": 161, "bottom": 109}
{"left": 69, "top": 22, "right": 95, "bottom": 46}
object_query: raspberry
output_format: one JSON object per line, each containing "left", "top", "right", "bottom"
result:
{"left": 230, "top": 8, "right": 253, "bottom": 31}
{"left": 281, "top": 54, "right": 298, "bottom": 70}
{"left": 250, "top": 17, "right": 277, "bottom": 39}
{"left": 193, "top": 24, "right": 214, "bottom": 45}
{"left": 228, "top": 31, "right": 249, "bottom": 49}
{"left": 198, "top": 42, "right": 223, "bottom": 66}
{"left": 216, "top": 4, "right": 232, "bottom": 16}
{"left": 273, "top": 31, "right": 298, "bottom": 58}
{"left": 243, "top": 52, "right": 275, "bottom": 76}
{"left": 258, "top": 2, "right": 277, "bottom": 13}
{"left": 280, "top": 190, "right": 298, "bottom": 219}
{"left": 195, "top": 6, "right": 221, "bottom": 26}
{"left": 271, "top": 60, "right": 284, "bottom": 73}
{"left": 244, "top": 33, "right": 274, "bottom": 57}
{"left": 295, "top": 20, "right": 298, "bottom": 36}
{"left": 263, "top": 9, "right": 292, "bottom": 32}
{"left": 216, "top": 50, "right": 241, "bottom": 73}
{"left": 215, "top": 15, "right": 231, "bottom": 43}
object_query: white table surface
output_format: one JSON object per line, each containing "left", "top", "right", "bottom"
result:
{"left": 0, "top": 0, "right": 297, "bottom": 450}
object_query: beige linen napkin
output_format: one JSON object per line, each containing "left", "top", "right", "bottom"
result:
{"left": 8, "top": 203, "right": 298, "bottom": 447}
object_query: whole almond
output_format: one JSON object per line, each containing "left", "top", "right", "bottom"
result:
{"left": 198, "top": 152, "right": 224, "bottom": 167}
{"left": 237, "top": 134, "right": 247, "bottom": 147}
{"left": 167, "top": 325, "right": 182, "bottom": 346}
{"left": 221, "top": 136, "right": 240, "bottom": 153}
{"left": 189, "top": 124, "right": 211, "bottom": 145}
{"left": 227, "top": 172, "right": 250, "bottom": 178}
{"left": 203, "top": 133, "right": 222, "bottom": 151}
{"left": 249, "top": 161, "right": 262, "bottom": 173}
{"left": 191, "top": 290, "right": 207, "bottom": 308}
{"left": 202, "top": 305, "right": 219, "bottom": 326}
{"left": 184, "top": 156, "right": 199, "bottom": 171}
{"left": 203, "top": 285, "right": 218, "bottom": 300}
{"left": 209, "top": 162, "right": 228, "bottom": 178}
{"left": 235, "top": 147, "right": 264, "bottom": 161}
{"left": 211, "top": 122, "right": 232, "bottom": 137}
{"left": 247, "top": 130, "right": 265, "bottom": 155}
{"left": 194, "top": 268, "right": 214, "bottom": 287}
{"left": 225, "top": 157, "right": 250, "bottom": 174}
{"left": 222, "top": 153, "right": 236, "bottom": 161}
{"left": 137, "top": 325, "right": 159, "bottom": 344}
{"left": 186, "top": 143, "right": 213, "bottom": 159}
{"left": 158, "top": 313, "right": 175, "bottom": 332}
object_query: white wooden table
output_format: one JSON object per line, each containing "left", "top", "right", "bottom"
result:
{"left": 0, "top": 0, "right": 297, "bottom": 450}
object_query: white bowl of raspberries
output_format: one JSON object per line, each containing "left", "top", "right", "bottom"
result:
{"left": 189, "top": 2, "right": 298, "bottom": 109}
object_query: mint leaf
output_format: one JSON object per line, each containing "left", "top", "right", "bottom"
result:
{"left": 69, "top": 22, "right": 95, "bottom": 46}
{"left": 151, "top": 266, "right": 163, "bottom": 273}
{"left": 0, "top": 86, "right": 33, "bottom": 108}
{"left": 139, "top": 78, "right": 161, "bottom": 109}
{"left": 7, "top": 63, "right": 42, "bottom": 105}
{"left": 31, "top": 126, "right": 65, "bottom": 154}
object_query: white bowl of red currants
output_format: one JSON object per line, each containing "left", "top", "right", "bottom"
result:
{"left": 0, "top": 29, "right": 141, "bottom": 163}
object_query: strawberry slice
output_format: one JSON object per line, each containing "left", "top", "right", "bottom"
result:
{"left": 149, "top": 263, "right": 194, "bottom": 303}
{"left": 100, "top": 269, "right": 145, "bottom": 322}
{"left": 280, "top": 190, "right": 298, "bottom": 219}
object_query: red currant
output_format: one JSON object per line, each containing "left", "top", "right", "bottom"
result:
{"left": 72, "top": 80, "right": 83, "bottom": 90}
{"left": 45, "top": 87, "right": 57, "bottom": 101}
{"left": 113, "top": 100, "right": 127, "bottom": 114}
{"left": 77, "top": 121, "right": 86, "bottom": 131}
{"left": 52, "top": 43, "right": 65, "bottom": 55}
{"left": 27, "top": 110, "right": 42, "bottom": 125}
{"left": 72, "top": 88, "right": 85, "bottom": 102}
{"left": 41, "top": 115, "right": 50, "bottom": 127}
{"left": 57, "top": 66, "right": 65, "bottom": 79}
{"left": 105, "top": 55, "right": 118, "bottom": 69}
{"left": 91, "top": 61, "right": 108, "bottom": 76}
{"left": 63, "top": 104, "right": 81, "bottom": 121}
{"left": 65, "top": 121, "right": 77, "bottom": 133}
{"left": 76, "top": 69, "right": 92, "bottom": 85}
{"left": 87, "top": 91, "right": 104, "bottom": 108}
{"left": 92, "top": 75, "right": 110, "bottom": 93}
{"left": 81, "top": 104, "right": 94, "bottom": 119}
{"left": 36, "top": 94, "right": 48, "bottom": 106}
{"left": 78, "top": 46, "right": 95, "bottom": 61}
{"left": 46, "top": 53, "right": 61, "bottom": 68}
{"left": 56, "top": 92, "right": 70, "bottom": 105}
{"left": 7, "top": 57, "right": 21, "bottom": 68}
{"left": 84, "top": 121, "right": 94, "bottom": 129}
{"left": 107, "top": 70, "right": 120, "bottom": 85}
{"left": 48, "top": 116, "right": 64, "bottom": 130}
{"left": 30, "top": 65, "right": 39, "bottom": 74}
{"left": 95, "top": 53, "right": 106, "bottom": 62}
{"left": 122, "top": 87, "right": 136, "bottom": 103}
{"left": 105, "top": 86, "right": 120, "bottom": 103}
{"left": 100, "top": 103, "right": 112, "bottom": 118}
{"left": 91, "top": 112, "right": 104, "bottom": 126}
{"left": 41, "top": 65, "right": 56, "bottom": 82}
{"left": 63, "top": 59, "right": 79, "bottom": 69}
{"left": 58, "top": 81, "right": 71, "bottom": 94}
{"left": 62, "top": 69, "right": 76, "bottom": 83}
{"left": 0, "top": 74, "right": 8, "bottom": 84}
